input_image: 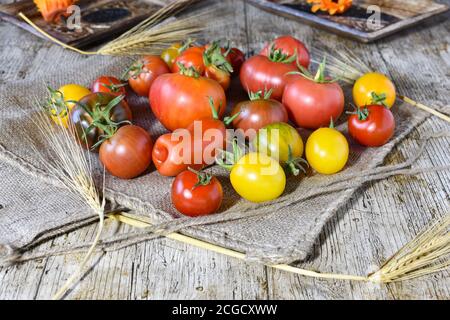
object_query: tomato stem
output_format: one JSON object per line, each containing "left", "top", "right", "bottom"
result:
{"left": 45, "top": 86, "right": 68, "bottom": 117}
{"left": 203, "top": 40, "right": 233, "bottom": 74}
{"left": 177, "top": 62, "right": 200, "bottom": 78}
{"left": 285, "top": 145, "right": 309, "bottom": 176}
{"left": 248, "top": 88, "right": 273, "bottom": 101}
{"left": 188, "top": 167, "right": 213, "bottom": 189}
{"left": 267, "top": 43, "right": 297, "bottom": 64}
{"left": 288, "top": 56, "right": 339, "bottom": 84}
{"left": 371, "top": 92, "right": 389, "bottom": 108}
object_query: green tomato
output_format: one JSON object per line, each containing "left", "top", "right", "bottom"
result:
{"left": 253, "top": 122, "right": 306, "bottom": 175}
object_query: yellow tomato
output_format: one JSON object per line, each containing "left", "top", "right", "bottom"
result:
{"left": 305, "top": 128, "right": 349, "bottom": 175}
{"left": 49, "top": 84, "right": 91, "bottom": 127}
{"left": 230, "top": 153, "right": 286, "bottom": 203}
{"left": 161, "top": 43, "right": 182, "bottom": 70}
{"left": 353, "top": 72, "right": 396, "bottom": 108}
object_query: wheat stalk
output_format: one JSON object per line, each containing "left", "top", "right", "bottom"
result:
{"left": 28, "top": 104, "right": 106, "bottom": 300}
{"left": 18, "top": 0, "right": 209, "bottom": 56}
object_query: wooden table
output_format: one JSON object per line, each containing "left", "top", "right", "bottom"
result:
{"left": 0, "top": 0, "right": 449, "bottom": 300}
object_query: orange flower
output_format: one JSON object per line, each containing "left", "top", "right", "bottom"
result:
{"left": 34, "top": 0, "right": 77, "bottom": 22}
{"left": 306, "top": 0, "right": 352, "bottom": 15}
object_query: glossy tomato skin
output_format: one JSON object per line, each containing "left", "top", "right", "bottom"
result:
{"left": 348, "top": 105, "right": 395, "bottom": 147}
{"left": 204, "top": 65, "right": 231, "bottom": 91}
{"left": 149, "top": 73, "right": 226, "bottom": 132}
{"left": 70, "top": 93, "right": 132, "bottom": 150}
{"left": 231, "top": 99, "right": 288, "bottom": 139}
{"left": 128, "top": 56, "right": 170, "bottom": 97}
{"left": 99, "top": 125, "right": 153, "bottom": 179}
{"left": 161, "top": 43, "right": 182, "bottom": 69}
{"left": 92, "top": 76, "right": 126, "bottom": 97}
{"left": 228, "top": 47, "right": 245, "bottom": 73}
{"left": 305, "top": 128, "right": 349, "bottom": 175}
{"left": 260, "top": 35, "right": 310, "bottom": 68}
{"left": 230, "top": 153, "right": 286, "bottom": 203}
{"left": 353, "top": 73, "right": 396, "bottom": 108}
{"left": 253, "top": 122, "right": 304, "bottom": 165}
{"left": 171, "top": 170, "right": 223, "bottom": 217}
{"left": 282, "top": 76, "right": 345, "bottom": 129}
{"left": 152, "top": 133, "right": 204, "bottom": 177}
{"left": 240, "top": 55, "right": 297, "bottom": 101}
{"left": 172, "top": 46, "right": 206, "bottom": 74}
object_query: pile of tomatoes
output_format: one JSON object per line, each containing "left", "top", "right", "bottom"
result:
{"left": 45, "top": 36, "right": 397, "bottom": 218}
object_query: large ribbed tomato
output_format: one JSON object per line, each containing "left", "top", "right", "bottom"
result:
{"left": 149, "top": 68, "right": 226, "bottom": 132}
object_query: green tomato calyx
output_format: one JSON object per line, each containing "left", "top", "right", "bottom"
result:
{"left": 77, "top": 95, "right": 131, "bottom": 150}
{"left": 216, "top": 138, "right": 244, "bottom": 171}
{"left": 203, "top": 41, "right": 233, "bottom": 74}
{"left": 179, "top": 38, "right": 196, "bottom": 54}
{"left": 249, "top": 88, "right": 273, "bottom": 101}
{"left": 288, "top": 57, "right": 339, "bottom": 84}
{"left": 267, "top": 43, "right": 297, "bottom": 64}
{"left": 45, "top": 86, "right": 68, "bottom": 117}
{"left": 286, "top": 145, "right": 309, "bottom": 176}
{"left": 371, "top": 92, "right": 389, "bottom": 108}
{"left": 347, "top": 105, "right": 370, "bottom": 121}
{"left": 188, "top": 167, "right": 213, "bottom": 189}
{"left": 178, "top": 62, "right": 201, "bottom": 78}
{"left": 122, "top": 60, "right": 145, "bottom": 81}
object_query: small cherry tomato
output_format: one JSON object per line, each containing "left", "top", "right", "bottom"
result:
{"left": 348, "top": 105, "right": 395, "bottom": 147}
{"left": 231, "top": 89, "right": 288, "bottom": 139}
{"left": 260, "top": 35, "right": 310, "bottom": 69}
{"left": 353, "top": 72, "right": 396, "bottom": 108}
{"left": 126, "top": 56, "right": 170, "bottom": 97}
{"left": 305, "top": 126, "right": 349, "bottom": 175}
{"left": 45, "top": 84, "right": 91, "bottom": 128}
{"left": 229, "top": 152, "right": 286, "bottom": 203}
{"left": 99, "top": 125, "right": 153, "bottom": 179}
{"left": 92, "top": 76, "right": 127, "bottom": 97}
{"left": 161, "top": 42, "right": 182, "bottom": 69}
{"left": 253, "top": 122, "right": 307, "bottom": 176}
{"left": 172, "top": 46, "right": 206, "bottom": 74}
{"left": 171, "top": 169, "right": 223, "bottom": 217}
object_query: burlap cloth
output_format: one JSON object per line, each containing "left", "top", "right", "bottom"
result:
{"left": 0, "top": 51, "right": 445, "bottom": 265}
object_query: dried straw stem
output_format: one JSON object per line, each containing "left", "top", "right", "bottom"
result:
{"left": 28, "top": 106, "right": 106, "bottom": 300}
{"left": 312, "top": 46, "right": 450, "bottom": 123}
{"left": 19, "top": 0, "right": 207, "bottom": 56}
{"left": 111, "top": 212, "right": 449, "bottom": 283}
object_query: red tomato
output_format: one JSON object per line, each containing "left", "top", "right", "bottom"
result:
{"left": 149, "top": 72, "right": 226, "bottom": 132}
{"left": 231, "top": 90, "right": 288, "bottom": 139}
{"left": 92, "top": 76, "right": 127, "bottom": 97}
{"left": 348, "top": 105, "right": 395, "bottom": 147}
{"left": 227, "top": 47, "right": 245, "bottom": 73}
{"left": 240, "top": 55, "right": 297, "bottom": 101}
{"left": 127, "top": 56, "right": 170, "bottom": 97}
{"left": 171, "top": 169, "right": 223, "bottom": 217}
{"left": 172, "top": 46, "right": 206, "bottom": 74}
{"left": 99, "top": 125, "right": 153, "bottom": 179}
{"left": 204, "top": 65, "right": 231, "bottom": 91}
{"left": 282, "top": 75, "right": 344, "bottom": 129}
{"left": 152, "top": 133, "right": 204, "bottom": 177}
{"left": 260, "top": 35, "right": 310, "bottom": 68}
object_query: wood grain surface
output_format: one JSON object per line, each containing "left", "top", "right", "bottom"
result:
{"left": 0, "top": 0, "right": 449, "bottom": 300}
